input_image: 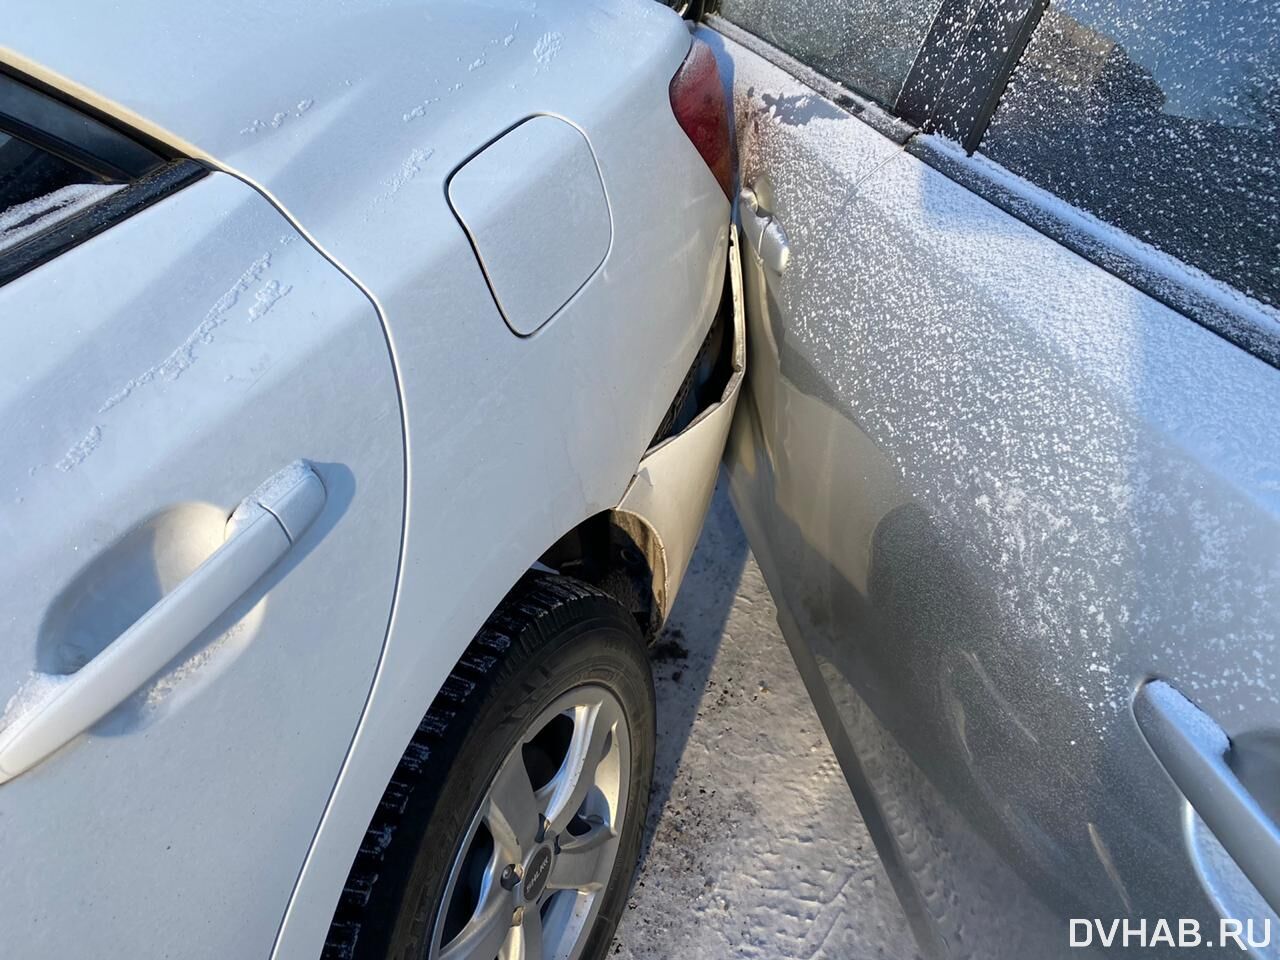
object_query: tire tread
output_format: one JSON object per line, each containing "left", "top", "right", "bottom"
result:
{"left": 322, "top": 573, "right": 617, "bottom": 960}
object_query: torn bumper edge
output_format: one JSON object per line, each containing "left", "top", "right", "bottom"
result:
{"left": 614, "top": 224, "right": 746, "bottom": 624}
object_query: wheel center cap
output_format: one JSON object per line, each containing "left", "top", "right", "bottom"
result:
{"left": 522, "top": 844, "right": 554, "bottom": 902}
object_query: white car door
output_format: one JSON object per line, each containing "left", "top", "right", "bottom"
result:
{"left": 0, "top": 81, "right": 403, "bottom": 959}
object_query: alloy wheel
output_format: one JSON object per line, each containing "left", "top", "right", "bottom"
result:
{"left": 429, "top": 684, "right": 632, "bottom": 960}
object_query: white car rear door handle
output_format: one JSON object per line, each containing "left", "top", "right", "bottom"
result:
{"left": 0, "top": 462, "right": 325, "bottom": 783}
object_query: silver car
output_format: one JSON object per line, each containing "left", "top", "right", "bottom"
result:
{"left": 0, "top": 3, "right": 739, "bottom": 958}
{"left": 707, "top": 0, "right": 1280, "bottom": 957}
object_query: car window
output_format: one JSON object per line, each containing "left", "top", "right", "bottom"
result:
{"left": 717, "top": 0, "right": 941, "bottom": 107}
{"left": 978, "top": 0, "right": 1280, "bottom": 310}
{"left": 0, "top": 131, "right": 114, "bottom": 253}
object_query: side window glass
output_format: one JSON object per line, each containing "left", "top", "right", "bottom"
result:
{"left": 0, "top": 131, "right": 116, "bottom": 253}
{"left": 717, "top": 0, "right": 943, "bottom": 107}
{"left": 978, "top": 0, "right": 1280, "bottom": 309}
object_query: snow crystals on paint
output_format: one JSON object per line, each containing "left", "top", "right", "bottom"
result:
{"left": 0, "top": 672, "right": 73, "bottom": 734}
{"left": 247, "top": 279, "right": 292, "bottom": 322}
{"left": 379, "top": 147, "right": 434, "bottom": 202}
{"left": 239, "top": 98, "right": 317, "bottom": 135}
{"left": 925, "top": 133, "right": 1280, "bottom": 349}
{"left": 99, "top": 253, "right": 273, "bottom": 413}
{"left": 142, "top": 618, "right": 251, "bottom": 710}
{"left": 56, "top": 425, "right": 103, "bottom": 473}
{"left": 533, "top": 31, "right": 562, "bottom": 71}
{"left": 402, "top": 97, "right": 440, "bottom": 122}
{"left": 726, "top": 32, "right": 1280, "bottom": 747}
{"left": 54, "top": 253, "right": 289, "bottom": 472}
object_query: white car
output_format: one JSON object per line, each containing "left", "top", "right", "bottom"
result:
{"left": 0, "top": 3, "right": 740, "bottom": 958}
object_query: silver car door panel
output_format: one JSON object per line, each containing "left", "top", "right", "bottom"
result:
{"left": 716, "top": 24, "right": 1280, "bottom": 960}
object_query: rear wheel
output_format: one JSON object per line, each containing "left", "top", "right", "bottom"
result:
{"left": 327, "top": 574, "right": 655, "bottom": 960}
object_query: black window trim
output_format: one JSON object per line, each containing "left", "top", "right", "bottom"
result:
{"left": 0, "top": 67, "right": 172, "bottom": 182}
{"left": 0, "top": 68, "right": 207, "bottom": 287}
{"left": 896, "top": 0, "right": 1048, "bottom": 152}
{"left": 703, "top": 2, "right": 1280, "bottom": 370}
{"left": 705, "top": 0, "right": 1043, "bottom": 149}
{"left": 0, "top": 159, "right": 208, "bottom": 288}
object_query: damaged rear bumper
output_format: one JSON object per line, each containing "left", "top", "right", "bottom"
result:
{"left": 613, "top": 226, "right": 746, "bottom": 623}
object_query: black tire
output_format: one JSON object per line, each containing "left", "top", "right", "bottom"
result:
{"left": 324, "top": 573, "right": 656, "bottom": 960}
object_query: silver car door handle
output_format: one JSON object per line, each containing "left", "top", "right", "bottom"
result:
{"left": 1134, "top": 680, "right": 1280, "bottom": 914}
{"left": 758, "top": 219, "right": 791, "bottom": 275}
{"left": 737, "top": 187, "right": 790, "bottom": 275}
{"left": 0, "top": 461, "right": 325, "bottom": 783}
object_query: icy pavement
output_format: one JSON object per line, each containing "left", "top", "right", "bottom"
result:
{"left": 612, "top": 480, "right": 921, "bottom": 960}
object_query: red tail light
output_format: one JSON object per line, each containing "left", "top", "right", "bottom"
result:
{"left": 669, "top": 38, "right": 733, "bottom": 200}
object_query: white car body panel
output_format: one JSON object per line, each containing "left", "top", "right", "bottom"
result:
{"left": 448, "top": 115, "right": 613, "bottom": 336}
{"left": 0, "top": 173, "right": 404, "bottom": 958}
{"left": 2, "top": 2, "right": 730, "bottom": 957}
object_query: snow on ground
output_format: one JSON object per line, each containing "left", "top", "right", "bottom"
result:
{"left": 612, "top": 480, "right": 921, "bottom": 960}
